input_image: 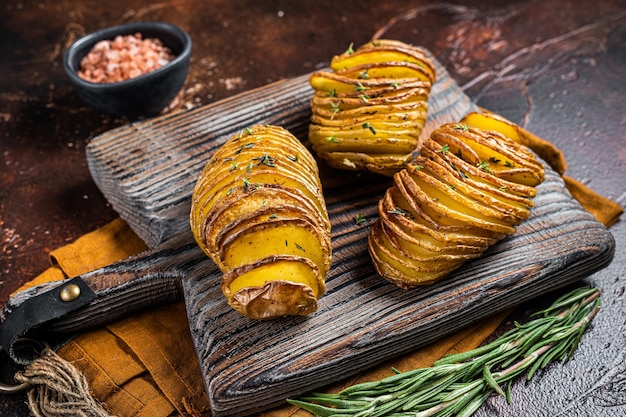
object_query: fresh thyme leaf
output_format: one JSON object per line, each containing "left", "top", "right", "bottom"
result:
{"left": 387, "top": 207, "right": 411, "bottom": 217}
{"left": 289, "top": 287, "right": 601, "bottom": 417}
{"left": 286, "top": 154, "right": 299, "bottom": 162}
{"left": 358, "top": 69, "right": 370, "bottom": 79}
{"left": 477, "top": 160, "right": 493, "bottom": 173}
{"left": 440, "top": 144, "right": 450, "bottom": 154}
{"left": 327, "top": 88, "right": 336, "bottom": 97}
{"left": 229, "top": 162, "right": 238, "bottom": 171}
{"left": 358, "top": 94, "right": 370, "bottom": 103}
{"left": 354, "top": 213, "right": 367, "bottom": 225}
{"left": 235, "top": 142, "right": 255, "bottom": 154}
{"left": 238, "top": 127, "right": 253, "bottom": 138}
{"left": 254, "top": 154, "right": 276, "bottom": 167}
{"left": 326, "top": 135, "right": 339, "bottom": 143}
{"left": 453, "top": 123, "right": 470, "bottom": 132}
{"left": 362, "top": 122, "right": 376, "bottom": 135}
{"left": 330, "top": 101, "right": 340, "bottom": 117}
{"left": 344, "top": 42, "right": 355, "bottom": 54}
{"left": 355, "top": 82, "right": 368, "bottom": 92}
{"left": 242, "top": 177, "right": 258, "bottom": 192}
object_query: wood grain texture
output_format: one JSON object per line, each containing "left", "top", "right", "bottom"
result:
{"left": 184, "top": 165, "right": 614, "bottom": 417}
{"left": 86, "top": 53, "right": 474, "bottom": 248}
{"left": 84, "top": 52, "right": 615, "bottom": 416}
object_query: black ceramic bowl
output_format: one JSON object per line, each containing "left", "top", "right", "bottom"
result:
{"left": 63, "top": 21, "right": 191, "bottom": 119}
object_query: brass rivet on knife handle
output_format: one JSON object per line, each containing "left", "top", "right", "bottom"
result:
{"left": 0, "top": 277, "right": 97, "bottom": 365}
{"left": 59, "top": 284, "right": 81, "bottom": 302}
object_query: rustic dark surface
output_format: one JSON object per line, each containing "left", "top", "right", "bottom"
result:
{"left": 0, "top": 0, "right": 624, "bottom": 416}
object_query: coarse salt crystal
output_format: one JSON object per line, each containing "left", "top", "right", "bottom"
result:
{"left": 78, "top": 32, "right": 175, "bottom": 83}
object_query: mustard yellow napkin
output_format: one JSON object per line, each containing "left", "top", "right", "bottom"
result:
{"left": 20, "top": 218, "right": 506, "bottom": 417}
{"left": 15, "top": 130, "right": 622, "bottom": 417}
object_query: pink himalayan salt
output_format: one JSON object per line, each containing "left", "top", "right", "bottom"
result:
{"left": 78, "top": 32, "right": 175, "bottom": 83}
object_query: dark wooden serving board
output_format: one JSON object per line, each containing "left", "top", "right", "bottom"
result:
{"left": 85, "top": 54, "right": 615, "bottom": 416}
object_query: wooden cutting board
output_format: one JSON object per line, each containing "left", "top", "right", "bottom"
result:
{"left": 85, "top": 53, "right": 615, "bottom": 416}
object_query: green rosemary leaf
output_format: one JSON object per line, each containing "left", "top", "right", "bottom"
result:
{"left": 456, "top": 391, "right": 493, "bottom": 417}
{"left": 439, "top": 379, "right": 484, "bottom": 403}
{"left": 286, "top": 398, "right": 353, "bottom": 416}
{"left": 528, "top": 348, "right": 552, "bottom": 379}
{"left": 289, "top": 287, "right": 601, "bottom": 417}
{"left": 443, "top": 383, "right": 486, "bottom": 417}
{"left": 505, "top": 381, "right": 512, "bottom": 404}
{"left": 401, "top": 373, "right": 460, "bottom": 410}
{"left": 434, "top": 332, "right": 516, "bottom": 366}
{"left": 483, "top": 365, "right": 506, "bottom": 398}
{"left": 538, "top": 287, "right": 598, "bottom": 317}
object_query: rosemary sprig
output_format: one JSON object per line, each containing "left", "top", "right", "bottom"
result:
{"left": 288, "top": 287, "right": 601, "bottom": 417}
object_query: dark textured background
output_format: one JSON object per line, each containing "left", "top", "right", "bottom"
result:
{"left": 1, "top": 1, "right": 624, "bottom": 415}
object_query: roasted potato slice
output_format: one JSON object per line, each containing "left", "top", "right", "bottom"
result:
{"left": 369, "top": 115, "right": 545, "bottom": 288}
{"left": 368, "top": 222, "right": 460, "bottom": 289}
{"left": 330, "top": 39, "right": 436, "bottom": 83}
{"left": 461, "top": 111, "right": 523, "bottom": 144}
{"left": 223, "top": 256, "right": 321, "bottom": 319}
{"left": 308, "top": 40, "right": 435, "bottom": 176}
{"left": 420, "top": 139, "right": 538, "bottom": 199}
{"left": 190, "top": 125, "right": 331, "bottom": 319}
{"left": 316, "top": 151, "right": 412, "bottom": 174}
{"left": 380, "top": 188, "right": 498, "bottom": 249}
{"left": 430, "top": 124, "right": 544, "bottom": 186}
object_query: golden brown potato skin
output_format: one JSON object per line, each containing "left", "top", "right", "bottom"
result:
{"left": 190, "top": 125, "right": 331, "bottom": 319}
{"left": 368, "top": 114, "right": 545, "bottom": 289}
{"left": 308, "top": 40, "right": 436, "bottom": 176}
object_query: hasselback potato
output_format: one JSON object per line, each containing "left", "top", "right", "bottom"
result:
{"left": 308, "top": 39, "right": 436, "bottom": 176}
{"left": 368, "top": 112, "right": 545, "bottom": 288}
{"left": 190, "top": 125, "right": 331, "bottom": 319}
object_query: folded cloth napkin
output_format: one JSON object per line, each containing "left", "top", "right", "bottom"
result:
{"left": 14, "top": 130, "right": 622, "bottom": 417}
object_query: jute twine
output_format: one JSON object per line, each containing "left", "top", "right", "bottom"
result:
{"left": 15, "top": 348, "right": 115, "bottom": 417}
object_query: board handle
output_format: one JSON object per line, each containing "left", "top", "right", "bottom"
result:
{"left": 0, "top": 235, "right": 215, "bottom": 364}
